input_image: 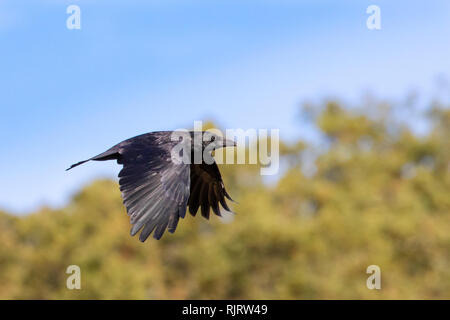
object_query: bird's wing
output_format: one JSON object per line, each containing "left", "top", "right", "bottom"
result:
{"left": 188, "top": 161, "right": 234, "bottom": 219}
{"left": 117, "top": 134, "right": 190, "bottom": 241}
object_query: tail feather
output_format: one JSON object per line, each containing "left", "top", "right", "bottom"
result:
{"left": 66, "top": 160, "right": 89, "bottom": 171}
{"left": 66, "top": 146, "right": 121, "bottom": 171}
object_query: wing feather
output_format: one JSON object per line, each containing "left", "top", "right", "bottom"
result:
{"left": 118, "top": 133, "right": 191, "bottom": 242}
{"left": 188, "top": 161, "right": 233, "bottom": 218}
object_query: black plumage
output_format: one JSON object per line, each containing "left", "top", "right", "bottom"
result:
{"left": 67, "top": 131, "right": 236, "bottom": 242}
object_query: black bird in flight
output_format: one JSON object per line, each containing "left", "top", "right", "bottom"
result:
{"left": 67, "top": 131, "right": 236, "bottom": 242}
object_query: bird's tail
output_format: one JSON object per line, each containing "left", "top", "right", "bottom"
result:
{"left": 66, "top": 159, "right": 90, "bottom": 171}
{"left": 66, "top": 146, "right": 121, "bottom": 171}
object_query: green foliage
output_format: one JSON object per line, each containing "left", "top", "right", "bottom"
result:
{"left": 0, "top": 100, "right": 449, "bottom": 299}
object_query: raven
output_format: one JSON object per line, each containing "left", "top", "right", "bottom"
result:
{"left": 67, "top": 131, "right": 236, "bottom": 242}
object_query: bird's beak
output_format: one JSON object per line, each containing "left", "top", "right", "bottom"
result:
{"left": 223, "top": 138, "right": 237, "bottom": 147}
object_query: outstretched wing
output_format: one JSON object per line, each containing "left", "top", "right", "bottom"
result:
{"left": 188, "top": 161, "right": 234, "bottom": 219}
{"left": 117, "top": 133, "right": 190, "bottom": 241}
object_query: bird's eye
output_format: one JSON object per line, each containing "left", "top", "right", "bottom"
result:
{"left": 211, "top": 136, "right": 216, "bottom": 142}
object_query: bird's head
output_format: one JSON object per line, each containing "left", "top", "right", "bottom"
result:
{"left": 189, "top": 131, "right": 236, "bottom": 157}
{"left": 202, "top": 131, "right": 237, "bottom": 150}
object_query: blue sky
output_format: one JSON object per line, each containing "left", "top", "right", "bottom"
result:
{"left": 1, "top": 0, "right": 449, "bottom": 213}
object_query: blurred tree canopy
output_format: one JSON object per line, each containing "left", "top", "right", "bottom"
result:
{"left": 0, "top": 98, "right": 449, "bottom": 299}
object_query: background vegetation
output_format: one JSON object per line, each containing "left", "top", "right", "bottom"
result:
{"left": 0, "top": 97, "right": 449, "bottom": 299}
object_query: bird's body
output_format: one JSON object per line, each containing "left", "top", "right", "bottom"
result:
{"left": 67, "top": 131, "right": 236, "bottom": 242}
